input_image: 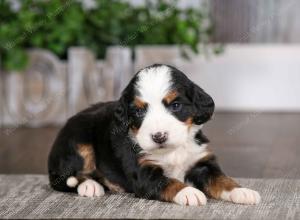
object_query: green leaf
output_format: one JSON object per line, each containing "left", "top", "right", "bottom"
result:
{"left": 3, "top": 48, "right": 28, "bottom": 71}
{"left": 0, "top": 0, "right": 220, "bottom": 71}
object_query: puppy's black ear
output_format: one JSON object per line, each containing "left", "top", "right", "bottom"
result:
{"left": 113, "top": 95, "right": 129, "bottom": 133}
{"left": 189, "top": 82, "right": 215, "bottom": 125}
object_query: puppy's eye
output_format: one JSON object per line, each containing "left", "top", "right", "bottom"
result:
{"left": 135, "top": 108, "right": 146, "bottom": 117}
{"left": 169, "top": 102, "right": 182, "bottom": 112}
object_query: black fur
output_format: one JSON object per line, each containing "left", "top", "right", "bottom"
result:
{"left": 48, "top": 64, "right": 216, "bottom": 201}
{"left": 184, "top": 154, "right": 223, "bottom": 194}
{"left": 169, "top": 65, "right": 215, "bottom": 125}
{"left": 48, "top": 102, "right": 132, "bottom": 192}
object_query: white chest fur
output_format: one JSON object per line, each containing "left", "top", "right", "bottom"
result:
{"left": 144, "top": 143, "right": 208, "bottom": 182}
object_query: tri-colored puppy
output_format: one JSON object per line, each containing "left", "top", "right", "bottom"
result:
{"left": 48, "top": 64, "right": 260, "bottom": 206}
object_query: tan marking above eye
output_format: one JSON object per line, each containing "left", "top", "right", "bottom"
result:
{"left": 77, "top": 144, "right": 96, "bottom": 174}
{"left": 163, "top": 90, "right": 178, "bottom": 104}
{"left": 134, "top": 97, "right": 147, "bottom": 108}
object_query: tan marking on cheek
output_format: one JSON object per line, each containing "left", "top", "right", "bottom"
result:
{"left": 77, "top": 144, "right": 96, "bottom": 174}
{"left": 161, "top": 179, "right": 187, "bottom": 202}
{"left": 130, "top": 126, "right": 139, "bottom": 135}
{"left": 199, "top": 151, "right": 214, "bottom": 162}
{"left": 134, "top": 97, "right": 146, "bottom": 108}
{"left": 103, "top": 178, "right": 125, "bottom": 193}
{"left": 206, "top": 176, "right": 240, "bottom": 199}
{"left": 138, "top": 155, "right": 159, "bottom": 167}
{"left": 185, "top": 117, "right": 193, "bottom": 129}
{"left": 163, "top": 90, "right": 178, "bottom": 104}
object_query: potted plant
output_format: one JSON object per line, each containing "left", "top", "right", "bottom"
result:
{"left": 0, "top": 0, "right": 220, "bottom": 127}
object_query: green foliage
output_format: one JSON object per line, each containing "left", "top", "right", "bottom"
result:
{"left": 0, "top": 0, "right": 218, "bottom": 71}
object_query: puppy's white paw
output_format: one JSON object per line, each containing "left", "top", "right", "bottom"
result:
{"left": 77, "top": 179, "right": 105, "bottom": 197}
{"left": 221, "top": 188, "right": 261, "bottom": 205}
{"left": 173, "top": 186, "right": 207, "bottom": 206}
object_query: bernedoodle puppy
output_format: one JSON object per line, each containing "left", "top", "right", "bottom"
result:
{"left": 48, "top": 64, "right": 261, "bottom": 206}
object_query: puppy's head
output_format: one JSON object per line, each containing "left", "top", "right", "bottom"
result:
{"left": 115, "top": 64, "right": 214, "bottom": 152}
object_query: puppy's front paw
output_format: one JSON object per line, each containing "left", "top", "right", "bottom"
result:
{"left": 173, "top": 186, "right": 207, "bottom": 206}
{"left": 77, "top": 179, "right": 105, "bottom": 197}
{"left": 222, "top": 188, "right": 261, "bottom": 205}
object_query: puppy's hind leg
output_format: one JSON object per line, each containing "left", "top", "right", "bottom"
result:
{"left": 48, "top": 154, "right": 83, "bottom": 193}
{"left": 68, "top": 144, "right": 106, "bottom": 197}
{"left": 49, "top": 143, "right": 105, "bottom": 197}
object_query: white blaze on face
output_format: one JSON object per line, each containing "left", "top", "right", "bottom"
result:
{"left": 135, "top": 66, "right": 189, "bottom": 151}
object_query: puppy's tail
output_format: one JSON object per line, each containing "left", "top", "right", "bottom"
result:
{"left": 49, "top": 173, "right": 78, "bottom": 193}
{"left": 66, "top": 176, "right": 79, "bottom": 188}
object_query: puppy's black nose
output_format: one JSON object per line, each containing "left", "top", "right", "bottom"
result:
{"left": 152, "top": 132, "right": 168, "bottom": 144}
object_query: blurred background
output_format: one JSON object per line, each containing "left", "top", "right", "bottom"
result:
{"left": 0, "top": 0, "right": 299, "bottom": 179}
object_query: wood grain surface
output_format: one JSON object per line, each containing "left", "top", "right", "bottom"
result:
{"left": 211, "top": 0, "right": 300, "bottom": 43}
{"left": 0, "top": 112, "right": 299, "bottom": 179}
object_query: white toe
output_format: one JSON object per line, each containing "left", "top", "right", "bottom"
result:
{"left": 77, "top": 179, "right": 105, "bottom": 197}
{"left": 77, "top": 182, "right": 87, "bottom": 196}
{"left": 94, "top": 181, "right": 105, "bottom": 196}
{"left": 173, "top": 186, "right": 207, "bottom": 206}
{"left": 66, "top": 176, "right": 78, "bottom": 188}
{"left": 222, "top": 188, "right": 261, "bottom": 205}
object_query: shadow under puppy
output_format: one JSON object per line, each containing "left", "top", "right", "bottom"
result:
{"left": 48, "top": 64, "right": 261, "bottom": 206}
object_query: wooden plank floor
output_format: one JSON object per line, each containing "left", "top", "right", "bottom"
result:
{"left": 0, "top": 112, "right": 299, "bottom": 178}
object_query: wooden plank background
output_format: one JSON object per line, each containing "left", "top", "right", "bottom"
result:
{"left": 211, "top": 0, "right": 300, "bottom": 43}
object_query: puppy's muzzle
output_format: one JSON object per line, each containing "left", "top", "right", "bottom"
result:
{"left": 151, "top": 132, "right": 168, "bottom": 144}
